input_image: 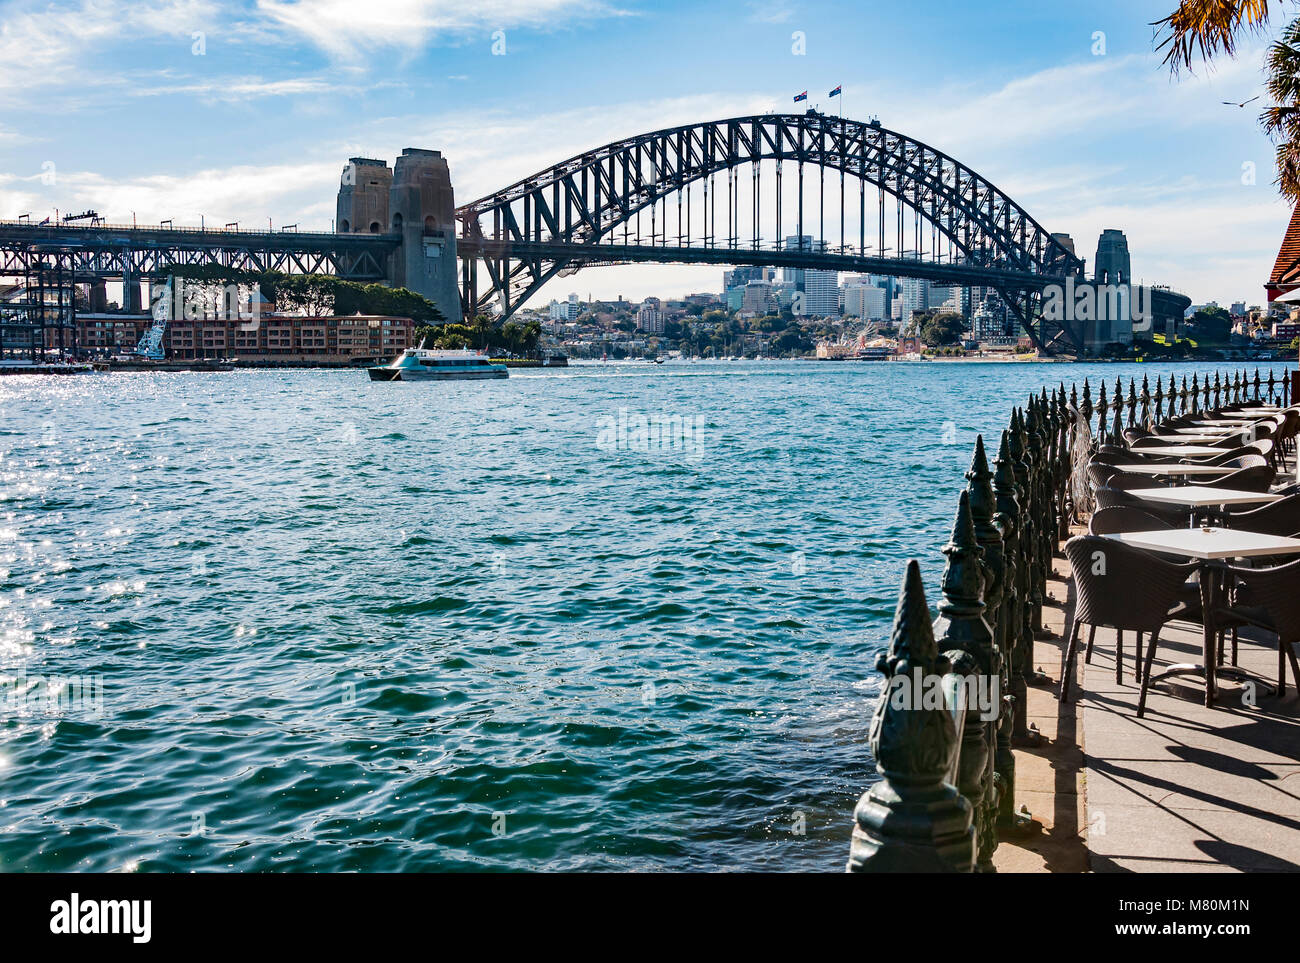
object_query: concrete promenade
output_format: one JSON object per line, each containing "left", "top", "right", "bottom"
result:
{"left": 993, "top": 526, "right": 1300, "bottom": 873}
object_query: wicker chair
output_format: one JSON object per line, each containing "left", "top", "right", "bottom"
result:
{"left": 1205, "top": 424, "right": 1274, "bottom": 449}
{"left": 1275, "top": 409, "right": 1300, "bottom": 460}
{"left": 1092, "top": 451, "right": 1126, "bottom": 465}
{"left": 1093, "top": 486, "right": 1185, "bottom": 525}
{"left": 1224, "top": 494, "right": 1300, "bottom": 536}
{"left": 1202, "top": 441, "right": 1273, "bottom": 465}
{"left": 1062, "top": 536, "right": 1198, "bottom": 712}
{"left": 1087, "top": 462, "right": 1117, "bottom": 489}
{"left": 1213, "top": 558, "right": 1300, "bottom": 696}
{"left": 1212, "top": 454, "right": 1269, "bottom": 471}
{"left": 1187, "top": 464, "right": 1275, "bottom": 493}
{"left": 1088, "top": 507, "right": 1176, "bottom": 536}
{"left": 1105, "top": 470, "right": 1167, "bottom": 492}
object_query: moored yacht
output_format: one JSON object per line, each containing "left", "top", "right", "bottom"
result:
{"left": 368, "top": 348, "right": 508, "bottom": 381}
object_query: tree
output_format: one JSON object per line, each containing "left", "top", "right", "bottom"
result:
{"left": 1157, "top": 0, "right": 1300, "bottom": 200}
{"left": 770, "top": 328, "right": 811, "bottom": 355}
{"left": 159, "top": 266, "right": 446, "bottom": 323}
{"left": 1188, "top": 305, "right": 1233, "bottom": 342}
{"left": 920, "top": 311, "right": 966, "bottom": 346}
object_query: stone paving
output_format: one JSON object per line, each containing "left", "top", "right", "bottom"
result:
{"left": 993, "top": 544, "right": 1300, "bottom": 873}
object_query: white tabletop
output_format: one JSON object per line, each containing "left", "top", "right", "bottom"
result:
{"left": 1106, "top": 527, "right": 1300, "bottom": 560}
{"left": 1128, "top": 486, "right": 1282, "bottom": 508}
{"left": 1220, "top": 410, "right": 1280, "bottom": 419}
{"left": 1148, "top": 433, "right": 1230, "bottom": 443}
{"left": 1127, "top": 445, "right": 1223, "bottom": 458}
{"left": 1104, "top": 462, "right": 1234, "bottom": 476}
{"left": 1191, "top": 419, "right": 1251, "bottom": 428}
{"left": 1171, "top": 426, "right": 1235, "bottom": 435}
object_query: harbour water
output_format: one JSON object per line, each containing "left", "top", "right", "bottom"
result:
{"left": 0, "top": 360, "right": 1246, "bottom": 871}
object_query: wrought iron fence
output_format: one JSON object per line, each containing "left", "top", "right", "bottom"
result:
{"left": 847, "top": 366, "right": 1293, "bottom": 872}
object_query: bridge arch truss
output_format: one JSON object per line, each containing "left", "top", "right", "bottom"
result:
{"left": 456, "top": 112, "right": 1088, "bottom": 350}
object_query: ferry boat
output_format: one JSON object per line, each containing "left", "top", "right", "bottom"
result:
{"left": 367, "top": 348, "right": 508, "bottom": 381}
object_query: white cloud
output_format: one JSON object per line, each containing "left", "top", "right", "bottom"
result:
{"left": 2, "top": 41, "right": 1292, "bottom": 305}
{"left": 129, "top": 75, "right": 345, "bottom": 102}
{"left": 746, "top": 1, "right": 794, "bottom": 24}
{"left": 253, "top": 0, "right": 629, "bottom": 59}
{"left": 0, "top": 0, "right": 219, "bottom": 92}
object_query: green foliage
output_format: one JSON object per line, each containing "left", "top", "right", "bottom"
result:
{"left": 413, "top": 314, "right": 541, "bottom": 354}
{"left": 919, "top": 310, "right": 966, "bottom": 346}
{"left": 157, "top": 266, "right": 447, "bottom": 324}
{"left": 1187, "top": 305, "right": 1232, "bottom": 343}
{"left": 770, "top": 328, "right": 811, "bottom": 354}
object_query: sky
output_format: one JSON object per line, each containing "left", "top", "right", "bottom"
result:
{"left": 0, "top": 0, "right": 1292, "bottom": 307}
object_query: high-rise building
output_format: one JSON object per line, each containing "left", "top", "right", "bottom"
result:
{"left": 723, "top": 266, "right": 772, "bottom": 290}
{"left": 929, "top": 285, "right": 968, "bottom": 316}
{"left": 1094, "top": 229, "right": 1132, "bottom": 284}
{"left": 782, "top": 236, "right": 839, "bottom": 316}
{"left": 740, "top": 281, "right": 778, "bottom": 315}
{"left": 842, "top": 282, "right": 887, "bottom": 320}
{"left": 723, "top": 267, "right": 773, "bottom": 314}
{"left": 896, "top": 277, "right": 930, "bottom": 317}
{"left": 636, "top": 297, "right": 664, "bottom": 334}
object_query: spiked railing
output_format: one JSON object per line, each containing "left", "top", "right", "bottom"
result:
{"left": 1078, "top": 366, "right": 1292, "bottom": 446}
{"left": 848, "top": 366, "right": 1293, "bottom": 872}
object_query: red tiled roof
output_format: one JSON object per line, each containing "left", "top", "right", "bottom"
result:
{"left": 1267, "top": 204, "right": 1300, "bottom": 300}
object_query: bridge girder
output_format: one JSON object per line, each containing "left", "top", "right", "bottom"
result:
{"left": 456, "top": 113, "right": 1087, "bottom": 350}
{"left": 0, "top": 222, "right": 398, "bottom": 295}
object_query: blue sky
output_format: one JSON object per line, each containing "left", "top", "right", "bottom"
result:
{"left": 0, "top": 0, "right": 1292, "bottom": 306}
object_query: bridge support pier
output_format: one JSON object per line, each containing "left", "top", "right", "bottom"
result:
{"left": 388, "top": 149, "right": 462, "bottom": 323}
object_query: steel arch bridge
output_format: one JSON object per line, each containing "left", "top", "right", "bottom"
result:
{"left": 455, "top": 111, "right": 1089, "bottom": 351}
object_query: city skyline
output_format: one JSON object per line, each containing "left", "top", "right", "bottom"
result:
{"left": 0, "top": 0, "right": 1290, "bottom": 307}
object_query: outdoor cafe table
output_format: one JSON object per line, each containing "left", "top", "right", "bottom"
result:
{"left": 1128, "top": 486, "right": 1280, "bottom": 525}
{"left": 1104, "top": 463, "right": 1235, "bottom": 477}
{"left": 1172, "top": 426, "right": 1236, "bottom": 435}
{"left": 1147, "top": 433, "right": 1233, "bottom": 443}
{"left": 1219, "top": 410, "right": 1280, "bottom": 419}
{"left": 1104, "top": 527, "right": 1300, "bottom": 706}
{"left": 1126, "top": 445, "right": 1226, "bottom": 458}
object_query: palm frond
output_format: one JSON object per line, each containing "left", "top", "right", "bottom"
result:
{"left": 1263, "top": 15, "right": 1300, "bottom": 199}
{"left": 1274, "top": 138, "right": 1300, "bottom": 199}
{"left": 1155, "top": 0, "right": 1275, "bottom": 72}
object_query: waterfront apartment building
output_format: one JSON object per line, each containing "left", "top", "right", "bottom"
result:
{"left": 170, "top": 314, "right": 414, "bottom": 361}
{"left": 74, "top": 314, "right": 415, "bottom": 362}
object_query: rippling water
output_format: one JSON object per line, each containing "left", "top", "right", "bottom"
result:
{"left": 0, "top": 359, "right": 1239, "bottom": 871}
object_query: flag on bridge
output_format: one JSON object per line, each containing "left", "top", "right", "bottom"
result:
{"left": 829, "top": 85, "right": 841, "bottom": 98}
{"left": 793, "top": 91, "right": 807, "bottom": 103}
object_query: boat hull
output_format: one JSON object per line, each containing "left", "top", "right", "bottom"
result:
{"left": 368, "top": 366, "right": 507, "bottom": 381}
